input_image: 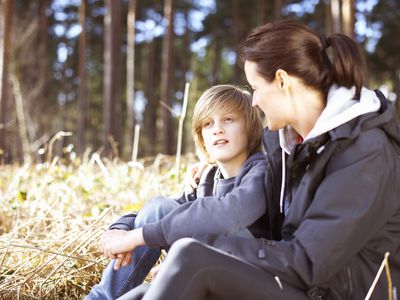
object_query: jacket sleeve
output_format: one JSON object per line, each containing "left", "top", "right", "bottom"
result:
{"left": 142, "top": 160, "right": 267, "bottom": 247}
{"left": 108, "top": 213, "right": 137, "bottom": 230}
{"left": 198, "top": 129, "right": 398, "bottom": 289}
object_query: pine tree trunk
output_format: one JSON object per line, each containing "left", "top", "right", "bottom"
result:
{"left": 256, "top": 0, "right": 267, "bottom": 24}
{"left": 274, "top": 0, "right": 283, "bottom": 20}
{"left": 160, "top": 0, "right": 175, "bottom": 155}
{"left": 231, "top": 0, "right": 241, "bottom": 82}
{"left": 143, "top": 41, "right": 157, "bottom": 156}
{"left": 126, "top": 0, "right": 137, "bottom": 157}
{"left": 341, "top": 0, "right": 355, "bottom": 39}
{"left": 103, "top": 0, "right": 122, "bottom": 157}
{"left": 77, "top": 0, "right": 88, "bottom": 155}
{"left": 330, "top": 0, "right": 343, "bottom": 33}
{"left": 37, "top": 0, "right": 49, "bottom": 135}
{"left": 211, "top": 22, "right": 221, "bottom": 85}
{"left": 0, "top": 0, "right": 12, "bottom": 161}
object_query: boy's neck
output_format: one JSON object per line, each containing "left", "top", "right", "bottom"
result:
{"left": 216, "top": 154, "right": 248, "bottom": 179}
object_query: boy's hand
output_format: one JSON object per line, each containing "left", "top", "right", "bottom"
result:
{"left": 99, "top": 228, "right": 145, "bottom": 259}
{"left": 150, "top": 261, "right": 164, "bottom": 279}
{"left": 114, "top": 252, "right": 133, "bottom": 270}
{"left": 184, "top": 162, "right": 207, "bottom": 194}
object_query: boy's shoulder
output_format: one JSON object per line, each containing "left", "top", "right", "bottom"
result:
{"left": 245, "top": 151, "right": 267, "bottom": 167}
{"left": 235, "top": 151, "right": 267, "bottom": 181}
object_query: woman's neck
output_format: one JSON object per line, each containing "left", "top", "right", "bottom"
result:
{"left": 290, "top": 86, "right": 326, "bottom": 138}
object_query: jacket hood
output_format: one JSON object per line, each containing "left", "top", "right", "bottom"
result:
{"left": 277, "top": 86, "right": 400, "bottom": 213}
{"left": 279, "top": 85, "right": 382, "bottom": 154}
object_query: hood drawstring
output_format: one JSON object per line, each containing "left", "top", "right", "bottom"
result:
{"left": 280, "top": 148, "right": 286, "bottom": 213}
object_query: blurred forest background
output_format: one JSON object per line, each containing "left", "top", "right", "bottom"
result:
{"left": 0, "top": 0, "right": 399, "bottom": 164}
{"left": 0, "top": 1, "right": 399, "bottom": 298}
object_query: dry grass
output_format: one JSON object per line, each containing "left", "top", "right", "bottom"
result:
{"left": 0, "top": 152, "right": 196, "bottom": 299}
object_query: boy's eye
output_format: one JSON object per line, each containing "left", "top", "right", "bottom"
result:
{"left": 203, "top": 120, "right": 212, "bottom": 128}
{"left": 224, "top": 117, "right": 234, "bottom": 122}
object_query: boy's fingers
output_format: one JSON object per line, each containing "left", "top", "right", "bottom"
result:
{"left": 121, "top": 252, "right": 132, "bottom": 267}
{"left": 185, "top": 163, "right": 207, "bottom": 193}
{"left": 193, "top": 164, "right": 207, "bottom": 180}
{"left": 150, "top": 263, "right": 163, "bottom": 279}
{"left": 114, "top": 257, "right": 123, "bottom": 270}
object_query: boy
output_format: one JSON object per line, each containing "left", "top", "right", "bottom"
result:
{"left": 87, "top": 85, "right": 268, "bottom": 299}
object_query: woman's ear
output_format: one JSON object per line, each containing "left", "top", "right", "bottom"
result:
{"left": 275, "top": 69, "right": 289, "bottom": 90}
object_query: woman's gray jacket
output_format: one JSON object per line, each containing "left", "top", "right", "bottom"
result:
{"left": 198, "top": 92, "right": 400, "bottom": 300}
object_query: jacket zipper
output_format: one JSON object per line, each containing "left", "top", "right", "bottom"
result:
{"left": 344, "top": 265, "right": 353, "bottom": 299}
{"left": 258, "top": 238, "right": 267, "bottom": 259}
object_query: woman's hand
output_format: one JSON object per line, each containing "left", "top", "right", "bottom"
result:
{"left": 99, "top": 228, "right": 145, "bottom": 260}
{"left": 184, "top": 162, "right": 208, "bottom": 194}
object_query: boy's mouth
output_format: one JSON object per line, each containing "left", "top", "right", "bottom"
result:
{"left": 213, "top": 139, "right": 228, "bottom": 146}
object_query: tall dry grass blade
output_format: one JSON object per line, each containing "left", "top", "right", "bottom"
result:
{"left": 175, "top": 82, "right": 190, "bottom": 183}
{"left": 132, "top": 124, "right": 140, "bottom": 163}
{"left": 365, "top": 252, "right": 390, "bottom": 300}
{"left": 46, "top": 131, "right": 72, "bottom": 165}
{"left": 385, "top": 254, "right": 393, "bottom": 300}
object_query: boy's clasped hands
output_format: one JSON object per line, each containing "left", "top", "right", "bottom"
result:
{"left": 99, "top": 227, "right": 145, "bottom": 270}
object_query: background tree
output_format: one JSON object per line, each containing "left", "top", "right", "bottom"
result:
{"left": 77, "top": 0, "right": 88, "bottom": 155}
{"left": 0, "top": 0, "right": 13, "bottom": 162}
{"left": 103, "top": 0, "right": 122, "bottom": 157}
{"left": 0, "top": 0, "right": 397, "bottom": 164}
{"left": 160, "top": 0, "right": 176, "bottom": 155}
{"left": 126, "top": 0, "right": 137, "bottom": 158}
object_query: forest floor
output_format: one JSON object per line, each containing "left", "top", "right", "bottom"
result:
{"left": 0, "top": 152, "right": 196, "bottom": 299}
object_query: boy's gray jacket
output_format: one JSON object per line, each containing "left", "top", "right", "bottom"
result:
{"left": 142, "top": 152, "right": 268, "bottom": 247}
{"left": 197, "top": 92, "right": 400, "bottom": 299}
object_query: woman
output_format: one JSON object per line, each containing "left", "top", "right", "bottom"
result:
{"left": 119, "top": 20, "right": 400, "bottom": 300}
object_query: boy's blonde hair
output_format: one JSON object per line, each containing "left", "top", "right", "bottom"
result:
{"left": 192, "top": 84, "right": 263, "bottom": 163}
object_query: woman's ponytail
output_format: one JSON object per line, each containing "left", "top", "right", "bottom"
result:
{"left": 327, "top": 33, "right": 367, "bottom": 99}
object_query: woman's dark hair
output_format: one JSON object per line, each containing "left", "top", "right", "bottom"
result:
{"left": 239, "top": 20, "right": 367, "bottom": 99}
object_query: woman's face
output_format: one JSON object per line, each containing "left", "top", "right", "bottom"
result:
{"left": 244, "top": 60, "right": 290, "bottom": 130}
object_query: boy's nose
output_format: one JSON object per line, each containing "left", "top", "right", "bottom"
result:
{"left": 212, "top": 123, "right": 224, "bottom": 134}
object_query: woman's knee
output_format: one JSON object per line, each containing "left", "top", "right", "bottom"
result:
{"left": 167, "top": 238, "right": 207, "bottom": 269}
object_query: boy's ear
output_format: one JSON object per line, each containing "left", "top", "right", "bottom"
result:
{"left": 275, "top": 69, "right": 289, "bottom": 90}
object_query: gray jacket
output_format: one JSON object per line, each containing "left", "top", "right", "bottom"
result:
{"left": 198, "top": 91, "right": 400, "bottom": 299}
{"left": 142, "top": 152, "right": 268, "bottom": 247}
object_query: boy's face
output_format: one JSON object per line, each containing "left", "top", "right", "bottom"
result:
{"left": 201, "top": 110, "right": 249, "bottom": 167}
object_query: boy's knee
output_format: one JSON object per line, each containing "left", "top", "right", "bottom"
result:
{"left": 134, "top": 197, "right": 178, "bottom": 227}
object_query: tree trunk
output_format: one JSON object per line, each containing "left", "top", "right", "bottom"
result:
{"left": 181, "top": 6, "right": 191, "bottom": 154}
{"left": 77, "top": 0, "right": 88, "bottom": 155}
{"left": 10, "top": 64, "right": 31, "bottom": 164}
{"left": 256, "top": 0, "right": 268, "bottom": 24}
{"left": 143, "top": 41, "right": 157, "bottom": 156}
{"left": 211, "top": 21, "right": 221, "bottom": 85}
{"left": 231, "top": 0, "right": 241, "bottom": 82}
{"left": 37, "top": 0, "right": 49, "bottom": 134}
{"left": 394, "top": 68, "right": 400, "bottom": 120}
{"left": 330, "top": 0, "right": 343, "bottom": 33}
{"left": 126, "top": 0, "right": 137, "bottom": 157}
{"left": 0, "top": 0, "right": 12, "bottom": 161}
{"left": 274, "top": 0, "right": 283, "bottom": 20}
{"left": 160, "top": 0, "right": 175, "bottom": 155}
{"left": 341, "top": 0, "right": 355, "bottom": 39}
{"left": 103, "top": 0, "right": 122, "bottom": 157}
